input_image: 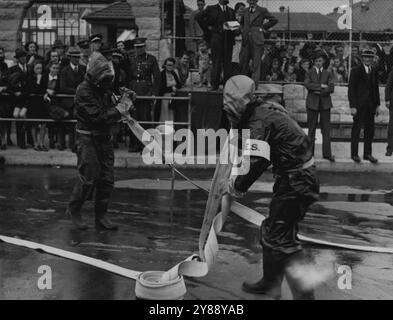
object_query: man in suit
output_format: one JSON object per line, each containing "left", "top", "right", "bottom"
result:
{"left": 59, "top": 47, "right": 86, "bottom": 151}
{"left": 348, "top": 49, "right": 381, "bottom": 164}
{"left": 196, "top": 0, "right": 236, "bottom": 90}
{"left": 304, "top": 50, "right": 335, "bottom": 162}
{"left": 189, "top": 0, "right": 206, "bottom": 52}
{"left": 239, "top": 0, "right": 277, "bottom": 88}
{"left": 384, "top": 68, "right": 393, "bottom": 156}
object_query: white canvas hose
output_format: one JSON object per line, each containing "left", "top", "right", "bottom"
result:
{"left": 1, "top": 116, "right": 393, "bottom": 300}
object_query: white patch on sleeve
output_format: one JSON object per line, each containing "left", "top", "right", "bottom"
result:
{"left": 243, "top": 139, "right": 270, "bottom": 161}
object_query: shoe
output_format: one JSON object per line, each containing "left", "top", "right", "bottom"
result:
{"left": 323, "top": 155, "right": 335, "bottom": 162}
{"left": 209, "top": 86, "right": 219, "bottom": 92}
{"left": 351, "top": 155, "right": 361, "bottom": 163}
{"left": 57, "top": 144, "right": 65, "bottom": 151}
{"left": 363, "top": 155, "right": 378, "bottom": 164}
{"left": 7, "top": 138, "right": 13, "bottom": 146}
{"left": 34, "top": 146, "right": 41, "bottom": 151}
{"left": 242, "top": 248, "right": 284, "bottom": 299}
{"left": 0, "top": 144, "right": 6, "bottom": 150}
{"left": 41, "top": 146, "right": 49, "bottom": 152}
{"left": 95, "top": 217, "right": 118, "bottom": 231}
{"left": 386, "top": 150, "right": 392, "bottom": 157}
{"left": 67, "top": 209, "right": 88, "bottom": 230}
{"left": 49, "top": 142, "right": 55, "bottom": 149}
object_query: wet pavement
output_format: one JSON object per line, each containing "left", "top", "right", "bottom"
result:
{"left": 0, "top": 166, "right": 393, "bottom": 300}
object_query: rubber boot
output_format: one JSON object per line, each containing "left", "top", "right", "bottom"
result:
{"left": 95, "top": 202, "right": 118, "bottom": 231}
{"left": 66, "top": 209, "right": 88, "bottom": 230}
{"left": 284, "top": 250, "right": 315, "bottom": 300}
{"left": 242, "top": 248, "right": 285, "bottom": 299}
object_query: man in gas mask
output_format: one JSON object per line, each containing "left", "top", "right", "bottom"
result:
{"left": 67, "top": 52, "right": 135, "bottom": 230}
{"left": 222, "top": 75, "right": 319, "bottom": 299}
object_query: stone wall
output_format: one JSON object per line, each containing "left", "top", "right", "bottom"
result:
{"left": 0, "top": 0, "right": 30, "bottom": 59}
{"left": 279, "top": 84, "right": 390, "bottom": 124}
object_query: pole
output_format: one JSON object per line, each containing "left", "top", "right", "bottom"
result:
{"left": 348, "top": 0, "right": 353, "bottom": 80}
{"left": 173, "top": 0, "right": 176, "bottom": 57}
{"left": 287, "top": 6, "right": 291, "bottom": 43}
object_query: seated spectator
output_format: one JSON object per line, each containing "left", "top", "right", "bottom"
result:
{"left": 331, "top": 57, "right": 347, "bottom": 83}
{"left": 24, "top": 41, "right": 44, "bottom": 71}
{"left": 45, "top": 61, "right": 68, "bottom": 150}
{"left": 266, "top": 58, "right": 284, "bottom": 82}
{"left": 0, "top": 46, "right": 11, "bottom": 150}
{"left": 60, "top": 47, "right": 86, "bottom": 152}
{"left": 9, "top": 48, "right": 28, "bottom": 149}
{"left": 26, "top": 60, "right": 48, "bottom": 151}
{"left": 284, "top": 64, "right": 297, "bottom": 83}
{"left": 176, "top": 51, "right": 191, "bottom": 86}
{"left": 196, "top": 41, "right": 211, "bottom": 88}
{"left": 296, "top": 58, "right": 310, "bottom": 83}
{"left": 46, "top": 50, "right": 59, "bottom": 71}
{"left": 157, "top": 57, "right": 182, "bottom": 123}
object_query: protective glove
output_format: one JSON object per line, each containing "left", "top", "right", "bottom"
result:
{"left": 221, "top": 175, "right": 246, "bottom": 198}
{"left": 115, "top": 90, "right": 136, "bottom": 120}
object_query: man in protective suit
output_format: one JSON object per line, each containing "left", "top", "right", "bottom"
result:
{"left": 222, "top": 75, "right": 319, "bottom": 299}
{"left": 67, "top": 52, "right": 135, "bottom": 230}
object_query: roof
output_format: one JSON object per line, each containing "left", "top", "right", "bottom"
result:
{"left": 84, "top": 0, "right": 134, "bottom": 21}
{"left": 271, "top": 12, "right": 339, "bottom": 32}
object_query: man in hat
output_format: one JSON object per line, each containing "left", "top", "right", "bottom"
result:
{"left": 196, "top": 0, "right": 236, "bottom": 90}
{"left": 239, "top": 0, "right": 278, "bottom": 88}
{"left": 67, "top": 52, "right": 135, "bottom": 230}
{"left": 348, "top": 48, "right": 381, "bottom": 164}
{"left": 8, "top": 48, "right": 29, "bottom": 149}
{"left": 304, "top": 50, "right": 335, "bottom": 162}
{"left": 127, "top": 37, "right": 160, "bottom": 152}
{"left": 90, "top": 34, "right": 103, "bottom": 53}
{"left": 222, "top": 75, "right": 319, "bottom": 299}
{"left": 77, "top": 38, "right": 90, "bottom": 67}
{"left": 59, "top": 46, "right": 87, "bottom": 151}
{"left": 49, "top": 40, "right": 69, "bottom": 69}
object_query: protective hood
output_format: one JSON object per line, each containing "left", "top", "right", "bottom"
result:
{"left": 223, "top": 75, "right": 255, "bottom": 125}
{"left": 86, "top": 51, "right": 114, "bottom": 85}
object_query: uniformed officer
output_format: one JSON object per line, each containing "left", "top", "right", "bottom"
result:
{"left": 66, "top": 52, "right": 135, "bottom": 230}
{"left": 127, "top": 37, "right": 160, "bottom": 152}
{"left": 222, "top": 75, "right": 320, "bottom": 300}
{"left": 90, "top": 34, "right": 103, "bottom": 53}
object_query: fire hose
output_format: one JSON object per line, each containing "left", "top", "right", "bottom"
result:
{"left": 1, "top": 115, "right": 393, "bottom": 300}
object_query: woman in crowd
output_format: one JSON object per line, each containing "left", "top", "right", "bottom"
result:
{"left": 27, "top": 60, "right": 48, "bottom": 151}
{"left": 25, "top": 41, "right": 44, "bottom": 70}
{"left": 45, "top": 61, "right": 68, "bottom": 150}
{"left": 266, "top": 58, "right": 284, "bottom": 82}
{"left": 284, "top": 64, "right": 297, "bottom": 83}
{"left": 0, "top": 46, "right": 11, "bottom": 149}
{"left": 157, "top": 57, "right": 182, "bottom": 124}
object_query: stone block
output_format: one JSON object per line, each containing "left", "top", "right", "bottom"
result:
{"left": 285, "top": 99, "right": 306, "bottom": 113}
{"left": 283, "top": 84, "right": 306, "bottom": 100}
{"left": 331, "top": 85, "right": 348, "bottom": 100}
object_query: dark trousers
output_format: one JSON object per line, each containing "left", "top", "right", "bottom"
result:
{"left": 239, "top": 40, "right": 264, "bottom": 85}
{"left": 387, "top": 108, "right": 393, "bottom": 153}
{"left": 260, "top": 167, "right": 319, "bottom": 260}
{"left": 351, "top": 105, "right": 375, "bottom": 157}
{"left": 68, "top": 133, "right": 114, "bottom": 219}
{"left": 16, "top": 121, "right": 26, "bottom": 148}
{"left": 210, "top": 33, "right": 233, "bottom": 88}
{"left": 307, "top": 106, "right": 332, "bottom": 158}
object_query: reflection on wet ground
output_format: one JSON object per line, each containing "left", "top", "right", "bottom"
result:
{"left": 0, "top": 167, "right": 392, "bottom": 300}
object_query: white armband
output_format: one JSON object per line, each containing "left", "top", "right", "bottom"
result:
{"left": 243, "top": 139, "right": 270, "bottom": 161}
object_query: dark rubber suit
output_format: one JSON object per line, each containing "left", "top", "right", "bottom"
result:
{"left": 67, "top": 60, "right": 121, "bottom": 221}
{"left": 234, "top": 99, "right": 320, "bottom": 298}
{"left": 236, "top": 100, "right": 319, "bottom": 253}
